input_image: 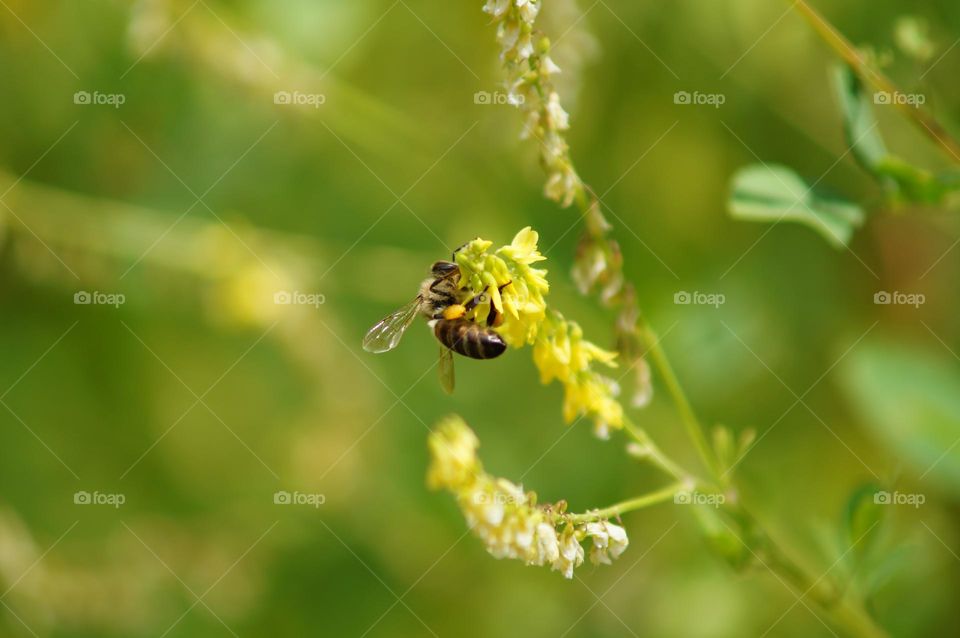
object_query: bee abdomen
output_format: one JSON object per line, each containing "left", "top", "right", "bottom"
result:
{"left": 434, "top": 319, "right": 506, "bottom": 360}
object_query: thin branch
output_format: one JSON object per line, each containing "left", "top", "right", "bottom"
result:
{"left": 566, "top": 483, "right": 684, "bottom": 523}
{"left": 790, "top": 0, "right": 960, "bottom": 162}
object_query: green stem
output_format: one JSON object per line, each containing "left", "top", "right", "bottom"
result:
{"left": 760, "top": 532, "right": 889, "bottom": 638}
{"left": 482, "top": 8, "right": 888, "bottom": 637}
{"left": 622, "top": 416, "right": 691, "bottom": 482}
{"left": 570, "top": 189, "right": 720, "bottom": 480}
{"left": 632, "top": 306, "right": 886, "bottom": 638}
{"left": 789, "top": 0, "right": 960, "bottom": 163}
{"left": 829, "top": 598, "right": 890, "bottom": 638}
{"left": 637, "top": 319, "right": 721, "bottom": 479}
{"left": 566, "top": 482, "right": 683, "bottom": 524}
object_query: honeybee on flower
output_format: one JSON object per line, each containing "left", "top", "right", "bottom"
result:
{"left": 453, "top": 228, "right": 624, "bottom": 435}
{"left": 365, "top": 226, "right": 620, "bottom": 434}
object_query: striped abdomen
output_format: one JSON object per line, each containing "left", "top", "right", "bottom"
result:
{"left": 434, "top": 319, "right": 506, "bottom": 360}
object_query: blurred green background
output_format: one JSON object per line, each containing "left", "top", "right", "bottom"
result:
{"left": 1, "top": 0, "right": 960, "bottom": 636}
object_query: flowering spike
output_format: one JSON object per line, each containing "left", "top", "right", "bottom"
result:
{"left": 456, "top": 228, "right": 623, "bottom": 434}
{"left": 427, "top": 416, "right": 629, "bottom": 579}
{"left": 483, "top": 0, "right": 582, "bottom": 207}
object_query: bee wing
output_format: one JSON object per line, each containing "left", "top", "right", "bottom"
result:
{"left": 362, "top": 297, "right": 422, "bottom": 353}
{"left": 438, "top": 345, "right": 455, "bottom": 394}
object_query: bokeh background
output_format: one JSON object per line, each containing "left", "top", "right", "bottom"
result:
{"left": 1, "top": 0, "right": 959, "bottom": 636}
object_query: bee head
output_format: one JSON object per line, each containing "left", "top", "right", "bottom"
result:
{"left": 430, "top": 260, "right": 459, "bottom": 278}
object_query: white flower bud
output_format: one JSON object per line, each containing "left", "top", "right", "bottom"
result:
{"left": 545, "top": 92, "right": 570, "bottom": 130}
{"left": 483, "top": 0, "right": 511, "bottom": 18}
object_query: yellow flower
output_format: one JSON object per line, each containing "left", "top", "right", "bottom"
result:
{"left": 427, "top": 416, "right": 629, "bottom": 579}
{"left": 532, "top": 314, "right": 617, "bottom": 382}
{"left": 530, "top": 311, "right": 622, "bottom": 435}
{"left": 458, "top": 228, "right": 623, "bottom": 435}
{"left": 455, "top": 227, "right": 548, "bottom": 348}
{"left": 561, "top": 374, "right": 624, "bottom": 439}
{"left": 426, "top": 416, "right": 480, "bottom": 491}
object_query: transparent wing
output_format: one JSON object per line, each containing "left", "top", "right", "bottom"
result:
{"left": 438, "top": 345, "right": 455, "bottom": 394}
{"left": 362, "top": 297, "right": 422, "bottom": 353}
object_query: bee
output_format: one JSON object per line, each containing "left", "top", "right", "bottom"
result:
{"left": 362, "top": 257, "right": 510, "bottom": 394}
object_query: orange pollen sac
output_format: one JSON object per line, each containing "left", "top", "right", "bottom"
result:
{"left": 442, "top": 304, "right": 466, "bottom": 320}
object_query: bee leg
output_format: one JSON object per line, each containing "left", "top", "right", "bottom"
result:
{"left": 485, "top": 282, "right": 513, "bottom": 327}
{"left": 485, "top": 307, "right": 498, "bottom": 327}
{"left": 451, "top": 241, "right": 472, "bottom": 259}
{"left": 463, "top": 291, "right": 487, "bottom": 312}
{"left": 459, "top": 282, "right": 513, "bottom": 327}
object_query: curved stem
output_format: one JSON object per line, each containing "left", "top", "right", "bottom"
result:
{"left": 759, "top": 531, "right": 889, "bottom": 638}
{"left": 789, "top": 0, "right": 960, "bottom": 163}
{"left": 566, "top": 482, "right": 683, "bottom": 524}
{"left": 829, "top": 598, "right": 890, "bottom": 638}
{"left": 637, "top": 319, "right": 721, "bottom": 479}
{"left": 622, "top": 417, "right": 692, "bottom": 482}
{"left": 478, "top": 6, "right": 889, "bottom": 636}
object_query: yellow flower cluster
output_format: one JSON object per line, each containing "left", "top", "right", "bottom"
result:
{"left": 455, "top": 226, "right": 548, "bottom": 347}
{"left": 533, "top": 312, "right": 623, "bottom": 438}
{"left": 427, "top": 416, "right": 628, "bottom": 578}
{"left": 456, "top": 228, "right": 623, "bottom": 436}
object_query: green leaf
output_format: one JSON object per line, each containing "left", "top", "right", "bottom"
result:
{"left": 689, "top": 503, "right": 753, "bottom": 571}
{"left": 729, "top": 164, "right": 864, "bottom": 248}
{"left": 832, "top": 64, "right": 888, "bottom": 173}
{"left": 712, "top": 425, "right": 734, "bottom": 474}
{"left": 841, "top": 339, "right": 960, "bottom": 495}
{"left": 841, "top": 482, "right": 885, "bottom": 565}
{"left": 861, "top": 544, "right": 911, "bottom": 601}
{"left": 831, "top": 63, "right": 960, "bottom": 205}
{"left": 875, "top": 157, "right": 960, "bottom": 205}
